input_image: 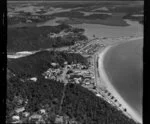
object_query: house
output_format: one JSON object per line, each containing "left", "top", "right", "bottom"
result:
{"left": 64, "top": 61, "right": 68, "bottom": 65}
{"left": 22, "top": 112, "right": 30, "bottom": 117}
{"left": 39, "top": 109, "right": 46, "bottom": 114}
{"left": 26, "top": 19, "right": 32, "bottom": 23}
{"left": 83, "top": 79, "right": 90, "bottom": 85}
{"left": 74, "top": 77, "right": 82, "bottom": 84}
{"left": 55, "top": 69, "right": 61, "bottom": 74}
{"left": 67, "top": 65, "right": 72, "bottom": 69}
{"left": 15, "top": 107, "right": 25, "bottom": 114}
{"left": 55, "top": 115, "right": 63, "bottom": 124}
{"left": 96, "top": 93, "right": 102, "bottom": 97}
{"left": 51, "top": 76, "right": 56, "bottom": 80}
{"left": 12, "top": 115, "right": 20, "bottom": 121}
{"left": 29, "top": 77, "right": 37, "bottom": 82}
{"left": 51, "top": 63, "right": 57, "bottom": 67}
{"left": 87, "top": 84, "right": 94, "bottom": 89}
{"left": 29, "top": 114, "right": 42, "bottom": 120}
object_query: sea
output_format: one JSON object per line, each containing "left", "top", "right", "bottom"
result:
{"left": 103, "top": 39, "right": 143, "bottom": 117}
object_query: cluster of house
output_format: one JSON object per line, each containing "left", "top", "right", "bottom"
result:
{"left": 68, "top": 40, "right": 89, "bottom": 52}
{"left": 81, "top": 43, "right": 105, "bottom": 55}
{"left": 48, "top": 30, "right": 72, "bottom": 38}
{"left": 9, "top": 93, "right": 79, "bottom": 124}
{"left": 10, "top": 99, "right": 77, "bottom": 124}
{"left": 68, "top": 38, "right": 105, "bottom": 56}
{"left": 43, "top": 63, "right": 63, "bottom": 82}
{"left": 43, "top": 62, "right": 96, "bottom": 89}
{"left": 68, "top": 69, "right": 95, "bottom": 88}
{"left": 9, "top": 97, "right": 32, "bottom": 123}
{"left": 54, "top": 115, "right": 78, "bottom": 124}
{"left": 11, "top": 107, "right": 46, "bottom": 124}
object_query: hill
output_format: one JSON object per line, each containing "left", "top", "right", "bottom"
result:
{"left": 7, "top": 74, "right": 139, "bottom": 124}
{"left": 7, "top": 24, "right": 87, "bottom": 52}
{"left": 7, "top": 51, "right": 88, "bottom": 78}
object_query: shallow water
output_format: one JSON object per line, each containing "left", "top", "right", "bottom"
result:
{"left": 72, "top": 19, "right": 143, "bottom": 39}
{"left": 104, "top": 39, "right": 143, "bottom": 117}
{"left": 37, "top": 17, "right": 68, "bottom": 27}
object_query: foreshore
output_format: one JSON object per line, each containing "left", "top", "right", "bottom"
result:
{"left": 96, "top": 44, "right": 142, "bottom": 123}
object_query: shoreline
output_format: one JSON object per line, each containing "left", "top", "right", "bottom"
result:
{"left": 97, "top": 45, "right": 142, "bottom": 123}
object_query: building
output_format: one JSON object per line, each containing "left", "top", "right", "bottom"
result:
{"left": 29, "top": 77, "right": 37, "bottom": 82}
{"left": 15, "top": 107, "right": 25, "bottom": 114}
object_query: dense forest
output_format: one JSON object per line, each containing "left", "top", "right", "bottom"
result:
{"left": 7, "top": 51, "right": 88, "bottom": 78}
{"left": 62, "top": 83, "right": 139, "bottom": 124}
{"left": 7, "top": 73, "right": 139, "bottom": 124}
{"left": 7, "top": 75, "right": 64, "bottom": 123}
{"left": 7, "top": 24, "right": 87, "bottom": 52}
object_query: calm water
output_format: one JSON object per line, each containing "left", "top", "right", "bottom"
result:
{"left": 72, "top": 20, "right": 143, "bottom": 39}
{"left": 104, "top": 39, "right": 143, "bottom": 117}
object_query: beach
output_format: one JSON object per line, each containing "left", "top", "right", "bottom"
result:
{"left": 97, "top": 42, "right": 142, "bottom": 123}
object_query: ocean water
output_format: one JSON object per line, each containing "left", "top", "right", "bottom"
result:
{"left": 104, "top": 39, "right": 143, "bottom": 117}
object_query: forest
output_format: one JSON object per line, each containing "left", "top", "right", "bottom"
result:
{"left": 62, "top": 83, "right": 138, "bottom": 124}
{"left": 7, "top": 51, "right": 88, "bottom": 78}
{"left": 7, "top": 75, "right": 64, "bottom": 123}
{"left": 7, "top": 73, "right": 139, "bottom": 124}
{"left": 7, "top": 24, "right": 87, "bottom": 52}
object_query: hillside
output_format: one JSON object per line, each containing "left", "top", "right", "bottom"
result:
{"left": 7, "top": 51, "right": 88, "bottom": 78}
{"left": 7, "top": 73, "right": 139, "bottom": 124}
{"left": 7, "top": 50, "right": 140, "bottom": 124}
{"left": 7, "top": 24, "right": 87, "bottom": 52}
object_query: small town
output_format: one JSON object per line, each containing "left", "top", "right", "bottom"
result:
{"left": 7, "top": 1, "right": 143, "bottom": 124}
{"left": 8, "top": 34, "right": 141, "bottom": 124}
{"left": 43, "top": 61, "right": 95, "bottom": 88}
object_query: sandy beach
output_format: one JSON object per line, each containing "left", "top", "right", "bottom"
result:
{"left": 97, "top": 45, "right": 142, "bottom": 123}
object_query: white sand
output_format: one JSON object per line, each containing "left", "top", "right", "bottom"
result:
{"left": 7, "top": 51, "right": 35, "bottom": 59}
{"left": 80, "top": 11, "right": 112, "bottom": 16}
{"left": 98, "top": 46, "right": 142, "bottom": 123}
{"left": 92, "top": 7, "right": 109, "bottom": 11}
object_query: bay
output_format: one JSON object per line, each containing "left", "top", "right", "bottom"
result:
{"left": 104, "top": 39, "right": 143, "bottom": 117}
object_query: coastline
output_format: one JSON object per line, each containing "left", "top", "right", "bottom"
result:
{"left": 97, "top": 45, "right": 142, "bottom": 123}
